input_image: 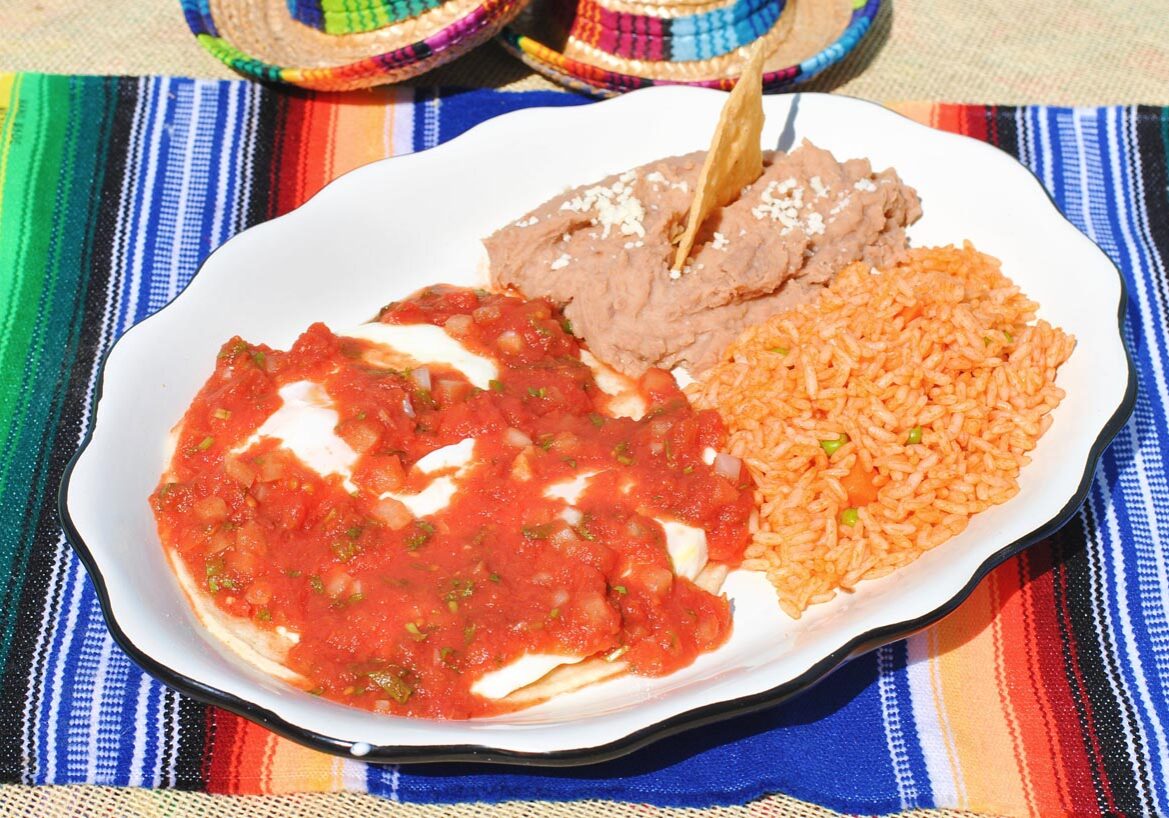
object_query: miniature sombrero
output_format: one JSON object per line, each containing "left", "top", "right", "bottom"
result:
{"left": 180, "top": 0, "right": 532, "bottom": 90}
{"left": 498, "top": 0, "right": 881, "bottom": 96}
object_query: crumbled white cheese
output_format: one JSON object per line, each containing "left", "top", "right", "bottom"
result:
{"left": 550, "top": 253, "right": 571, "bottom": 270}
{"left": 752, "top": 177, "right": 805, "bottom": 231}
{"left": 810, "top": 176, "right": 830, "bottom": 198}
{"left": 622, "top": 240, "right": 645, "bottom": 250}
{"left": 513, "top": 215, "right": 539, "bottom": 228}
{"left": 829, "top": 195, "right": 852, "bottom": 216}
{"left": 561, "top": 233, "right": 571, "bottom": 242}
{"left": 559, "top": 175, "right": 647, "bottom": 239}
{"left": 645, "top": 170, "right": 688, "bottom": 193}
{"left": 668, "top": 269, "right": 682, "bottom": 280}
{"left": 712, "top": 232, "right": 729, "bottom": 251}
{"left": 854, "top": 178, "right": 877, "bottom": 192}
{"left": 805, "top": 212, "right": 826, "bottom": 236}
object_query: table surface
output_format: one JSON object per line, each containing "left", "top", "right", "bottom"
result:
{"left": 1, "top": 1, "right": 1166, "bottom": 816}
{"left": 3, "top": 0, "right": 1169, "bottom": 103}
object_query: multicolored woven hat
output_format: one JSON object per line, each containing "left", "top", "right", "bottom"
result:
{"left": 180, "top": 0, "right": 532, "bottom": 90}
{"left": 499, "top": 0, "right": 881, "bottom": 96}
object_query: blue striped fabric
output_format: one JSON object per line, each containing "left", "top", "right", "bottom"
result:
{"left": 4, "top": 78, "right": 1167, "bottom": 813}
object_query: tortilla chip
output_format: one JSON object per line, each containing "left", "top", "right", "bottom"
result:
{"left": 672, "top": 42, "right": 769, "bottom": 271}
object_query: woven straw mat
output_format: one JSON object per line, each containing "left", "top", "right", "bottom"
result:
{"left": 0, "top": 0, "right": 1166, "bottom": 102}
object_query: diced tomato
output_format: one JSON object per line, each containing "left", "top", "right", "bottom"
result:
{"left": 842, "top": 459, "right": 880, "bottom": 506}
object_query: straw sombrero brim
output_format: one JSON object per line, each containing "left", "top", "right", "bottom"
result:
{"left": 181, "top": 0, "right": 531, "bottom": 90}
{"left": 497, "top": 0, "right": 882, "bottom": 97}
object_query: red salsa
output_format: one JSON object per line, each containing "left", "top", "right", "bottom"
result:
{"left": 151, "top": 286, "right": 753, "bottom": 718}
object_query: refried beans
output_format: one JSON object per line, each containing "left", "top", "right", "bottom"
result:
{"left": 486, "top": 141, "right": 922, "bottom": 376}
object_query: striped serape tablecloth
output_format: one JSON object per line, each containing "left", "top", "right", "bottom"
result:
{"left": 1, "top": 72, "right": 1167, "bottom": 816}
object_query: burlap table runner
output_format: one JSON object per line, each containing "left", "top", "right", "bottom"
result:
{"left": 0, "top": 787, "right": 994, "bottom": 817}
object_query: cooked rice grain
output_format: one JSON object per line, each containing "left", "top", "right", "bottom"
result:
{"left": 689, "top": 245, "right": 1074, "bottom": 618}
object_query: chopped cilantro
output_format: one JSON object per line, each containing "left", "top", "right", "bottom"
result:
{"left": 405, "top": 520, "right": 434, "bottom": 551}
{"left": 331, "top": 540, "right": 358, "bottom": 562}
{"left": 368, "top": 670, "right": 412, "bottom": 704}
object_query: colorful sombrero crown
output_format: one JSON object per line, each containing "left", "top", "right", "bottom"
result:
{"left": 500, "top": 0, "right": 882, "bottom": 96}
{"left": 181, "top": 0, "right": 532, "bottom": 90}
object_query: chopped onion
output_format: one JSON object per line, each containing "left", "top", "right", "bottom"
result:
{"left": 444, "top": 313, "right": 473, "bottom": 337}
{"left": 560, "top": 506, "right": 583, "bottom": 526}
{"left": 713, "top": 453, "right": 742, "bottom": 482}
{"left": 639, "top": 566, "right": 674, "bottom": 596}
{"left": 258, "top": 456, "right": 286, "bottom": 482}
{"left": 577, "top": 593, "right": 613, "bottom": 625}
{"left": 343, "top": 421, "right": 380, "bottom": 454}
{"left": 193, "top": 496, "right": 229, "bottom": 523}
{"left": 472, "top": 303, "right": 501, "bottom": 324}
{"left": 550, "top": 525, "right": 579, "bottom": 549}
{"left": 371, "top": 497, "right": 412, "bottom": 530}
{"left": 325, "top": 570, "right": 355, "bottom": 598}
{"left": 223, "top": 456, "right": 256, "bottom": 488}
{"left": 504, "top": 427, "right": 533, "bottom": 447}
{"left": 651, "top": 419, "right": 673, "bottom": 437}
{"left": 245, "top": 581, "right": 272, "bottom": 606}
{"left": 434, "top": 379, "right": 465, "bottom": 405}
{"left": 401, "top": 397, "right": 416, "bottom": 418}
{"left": 410, "top": 366, "right": 432, "bottom": 391}
{"left": 497, "top": 330, "right": 523, "bottom": 354}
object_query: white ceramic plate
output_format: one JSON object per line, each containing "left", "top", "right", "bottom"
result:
{"left": 60, "top": 88, "right": 1134, "bottom": 765}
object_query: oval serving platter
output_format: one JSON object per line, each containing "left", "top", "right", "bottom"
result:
{"left": 60, "top": 87, "right": 1135, "bottom": 765}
